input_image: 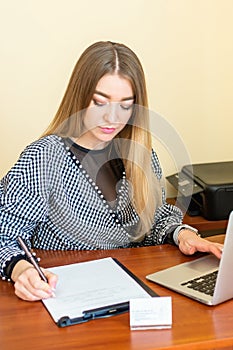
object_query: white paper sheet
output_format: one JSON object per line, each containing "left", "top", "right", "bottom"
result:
{"left": 42, "top": 257, "right": 152, "bottom": 323}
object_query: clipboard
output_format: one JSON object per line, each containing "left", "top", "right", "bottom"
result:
{"left": 42, "top": 257, "right": 158, "bottom": 327}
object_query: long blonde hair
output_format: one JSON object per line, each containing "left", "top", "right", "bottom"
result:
{"left": 42, "top": 41, "right": 162, "bottom": 240}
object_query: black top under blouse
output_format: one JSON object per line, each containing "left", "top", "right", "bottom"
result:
{"left": 64, "top": 138, "right": 124, "bottom": 207}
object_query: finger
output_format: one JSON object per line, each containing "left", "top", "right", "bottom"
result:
{"left": 207, "top": 244, "right": 223, "bottom": 259}
{"left": 186, "top": 246, "right": 197, "bottom": 255}
{"left": 43, "top": 269, "right": 58, "bottom": 290}
{"left": 25, "top": 267, "right": 53, "bottom": 291}
{"left": 179, "top": 241, "right": 197, "bottom": 255}
{"left": 15, "top": 268, "right": 55, "bottom": 301}
{"left": 187, "top": 240, "right": 223, "bottom": 259}
{"left": 27, "top": 272, "right": 56, "bottom": 298}
{"left": 14, "top": 278, "right": 53, "bottom": 301}
{"left": 14, "top": 282, "right": 42, "bottom": 301}
{"left": 196, "top": 240, "right": 223, "bottom": 255}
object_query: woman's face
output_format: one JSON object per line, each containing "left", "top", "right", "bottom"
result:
{"left": 77, "top": 73, "right": 134, "bottom": 149}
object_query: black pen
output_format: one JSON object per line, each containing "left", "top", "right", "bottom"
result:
{"left": 17, "top": 236, "right": 48, "bottom": 283}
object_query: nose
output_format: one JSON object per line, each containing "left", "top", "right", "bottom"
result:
{"left": 104, "top": 102, "right": 119, "bottom": 123}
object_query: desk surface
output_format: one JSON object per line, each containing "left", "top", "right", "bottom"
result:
{"left": 1, "top": 243, "right": 233, "bottom": 350}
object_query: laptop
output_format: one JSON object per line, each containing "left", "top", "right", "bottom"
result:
{"left": 146, "top": 211, "right": 233, "bottom": 305}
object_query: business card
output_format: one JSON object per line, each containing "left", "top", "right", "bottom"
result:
{"left": 129, "top": 296, "right": 172, "bottom": 330}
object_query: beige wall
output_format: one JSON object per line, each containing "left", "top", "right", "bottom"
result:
{"left": 1, "top": 0, "right": 233, "bottom": 196}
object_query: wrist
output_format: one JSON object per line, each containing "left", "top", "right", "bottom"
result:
{"left": 11, "top": 260, "right": 33, "bottom": 282}
{"left": 173, "top": 224, "right": 200, "bottom": 246}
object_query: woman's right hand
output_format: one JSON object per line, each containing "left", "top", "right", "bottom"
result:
{"left": 11, "top": 260, "right": 58, "bottom": 301}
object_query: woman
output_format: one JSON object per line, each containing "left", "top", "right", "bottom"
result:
{"left": 0, "top": 41, "right": 223, "bottom": 301}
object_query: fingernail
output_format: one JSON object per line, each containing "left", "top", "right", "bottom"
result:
{"left": 51, "top": 287, "right": 56, "bottom": 297}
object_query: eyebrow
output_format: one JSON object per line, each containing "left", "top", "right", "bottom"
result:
{"left": 94, "top": 90, "right": 135, "bottom": 101}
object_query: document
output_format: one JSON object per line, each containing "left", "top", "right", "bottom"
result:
{"left": 42, "top": 257, "right": 157, "bottom": 326}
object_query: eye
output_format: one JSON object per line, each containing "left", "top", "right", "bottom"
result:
{"left": 120, "top": 103, "right": 134, "bottom": 111}
{"left": 93, "top": 98, "right": 107, "bottom": 107}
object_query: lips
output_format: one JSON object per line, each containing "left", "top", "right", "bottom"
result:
{"left": 99, "top": 127, "right": 116, "bottom": 134}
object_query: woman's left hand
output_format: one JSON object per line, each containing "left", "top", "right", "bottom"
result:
{"left": 178, "top": 229, "right": 223, "bottom": 259}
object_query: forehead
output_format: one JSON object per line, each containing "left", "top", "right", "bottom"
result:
{"left": 95, "top": 73, "right": 133, "bottom": 100}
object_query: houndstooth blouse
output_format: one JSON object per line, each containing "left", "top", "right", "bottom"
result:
{"left": 0, "top": 135, "right": 183, "bottom": 279}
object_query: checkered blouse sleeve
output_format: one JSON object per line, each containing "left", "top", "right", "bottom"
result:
{"left": 0, "top": 139, "right": 52, "bottom": 278}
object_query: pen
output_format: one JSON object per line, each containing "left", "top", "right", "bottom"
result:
{"left": 17, "top": 236, "right": 48, "bottom": 283}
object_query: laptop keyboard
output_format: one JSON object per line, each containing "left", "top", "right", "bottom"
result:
{"left": 180, "top": 270, "right": 218, "bottom": 296}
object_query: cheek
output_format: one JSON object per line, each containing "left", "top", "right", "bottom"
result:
{"left": 117, "top": 117, "right": 131, "bottom": 132}
{"left": 83, "top": 108, "right": 104, "bottom": 129}
{"left": 120, "top": 112, "right": 133, "bottom": 125}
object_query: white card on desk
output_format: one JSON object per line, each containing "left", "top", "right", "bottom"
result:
{"left": 129, "top": 297, "right": 172, "bottom": 330}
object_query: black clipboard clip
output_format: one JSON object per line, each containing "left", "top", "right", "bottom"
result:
{"left": 57, "top": 302, "right": 129, "bottom": 327}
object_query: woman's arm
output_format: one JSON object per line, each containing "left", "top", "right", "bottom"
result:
{"left": 0, "top": 139, "right": 51, "bottom": 280}
{"left": 148, "top": 149, "right": 223, "bottom": 258}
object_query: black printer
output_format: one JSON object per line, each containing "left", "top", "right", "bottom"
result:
{"left": 166, "top": 161, "right": 233, "bottom": 220}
